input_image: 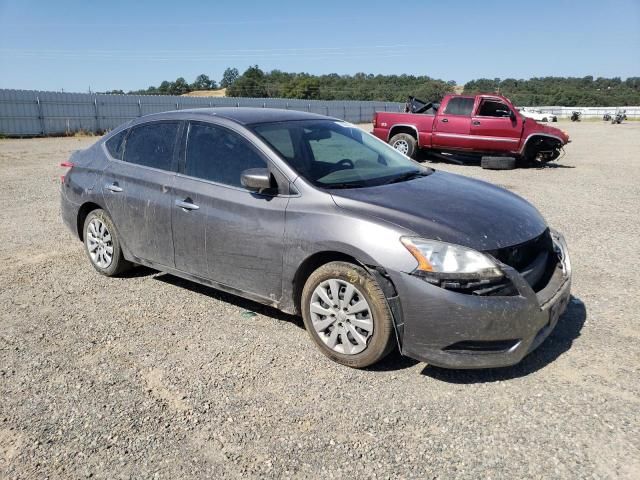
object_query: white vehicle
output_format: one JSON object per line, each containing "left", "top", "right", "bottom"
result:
{"left": 519, "top": 107, "right": 557, "bottom": 123}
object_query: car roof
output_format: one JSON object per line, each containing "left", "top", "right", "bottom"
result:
{"left": 135, "top": 107, "right": 332, "bottom": 126}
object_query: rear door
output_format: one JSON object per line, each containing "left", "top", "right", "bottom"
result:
{"left": 432, "top": 96, "right": 476, "bottom": 149}
{"left": 172, "top": 121, "right": 287, "bottom": 300}
{"left": 101, "top": 121, "right": 181, "bottom": 267}
{"left": 469, "top": 98, "right": 522, "bottom": 152}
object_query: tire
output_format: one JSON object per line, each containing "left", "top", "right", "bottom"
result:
{"left": 542, "top": 117, "right": 548, "bottom": 122}
{"left": 301, "top": 261, "right": 396, "bottom": 368}
{"left": 481, "top": 156, "right": 516, "bottom": 170}
{"left": 389, "top": 133, "right": 417, "bottom": 158}
{"left": 83, "top": 209, "right": 132, "bottom": 276}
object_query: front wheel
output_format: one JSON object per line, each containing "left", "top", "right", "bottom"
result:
{"left": 389, "top": 133, "right": 417, "bottom": 158}
{"left": 83, "top": 209, "right": 132, "bottom": 276}
{"left": 301, "top": 261, "right": 396, "bottom": 368}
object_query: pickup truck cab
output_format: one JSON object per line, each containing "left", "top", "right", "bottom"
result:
{"left": 373, "top": 94, "right": 570, "bottom": 168}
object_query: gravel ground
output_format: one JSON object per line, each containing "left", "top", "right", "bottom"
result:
{"left": 1, "top": 122, "right": 639, "bottom": 479}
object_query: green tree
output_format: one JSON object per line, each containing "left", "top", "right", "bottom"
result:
{"left": 220, "top": 67, "right": 239, "bottom": 88}
{"left": 227, "top": 66, "right": 267, "bottom": 97}
{"left": 191, "top": 74, "right": 216, "bottom": 91}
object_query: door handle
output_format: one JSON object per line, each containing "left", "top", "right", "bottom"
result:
{"left": 473, "top": 120, "right": 481, "bottom": 125}
{"left": 441, "top": 118, "right": 449, "bottom": 123}
{"left": 175, "top": 198, "right": 199, "bottom": 211}
{"left": 105, "top": 183, "right": 123, "bottom": 193}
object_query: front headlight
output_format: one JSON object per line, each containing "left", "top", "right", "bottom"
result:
{"left": 400, "top": 237, "right": 503, "bottom": 279}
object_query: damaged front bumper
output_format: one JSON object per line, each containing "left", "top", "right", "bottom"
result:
{"left": 390, "top": 232, "right": 572, "bottom": 369}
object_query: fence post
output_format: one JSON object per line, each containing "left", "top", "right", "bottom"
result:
{"left": 175, "top": 102, "right": 179, "bottom": 110}
{"left": 36, "top": 96, "right": 46, "bottom": 136}
{"left": 359, "top": 105, "right": 362, "bottom": 122}
{"left": 94, "top": 98, "right": 100, "bottom": 133}
{"left": 307, "top": 103, "right": 310, "bottom": 112}
{"left": 138, "top": 99, "right": 142, "bottom": 117}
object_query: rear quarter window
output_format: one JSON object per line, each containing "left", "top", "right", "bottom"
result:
{"left": 443, "top": 97, "right": 475, "bottom": 116}
{"left": 105, "top": 129, "right": 126, "bottom": 160}
{"left": 123, "top": 122, "right": 180, "bottom": 171}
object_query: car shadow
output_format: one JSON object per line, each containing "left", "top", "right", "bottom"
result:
{"left": 118, "top": 265, "right": 158, "bottom": 278}
{"left": 421, "top": 295, "right": 586, "bottom": 383}
{"left": 364, "top": 348, "right": 420, "bottom": 372}
{"left": 153, "top": 272, "right": 305, "bottom": 329}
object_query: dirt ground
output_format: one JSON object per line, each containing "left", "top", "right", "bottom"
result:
{"left": 1, "top": 121, "right": 639, "bottom": 479}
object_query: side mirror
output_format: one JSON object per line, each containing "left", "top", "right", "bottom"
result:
{"left": 241, "top": 168, "right": 274, "bottom": 193}
{"left": 509, "top": 110, "right": 517, "bottom": 120}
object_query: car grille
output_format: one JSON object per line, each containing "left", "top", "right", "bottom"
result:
{"left": 487, "top": 229, "right": 558, "bottom": 292}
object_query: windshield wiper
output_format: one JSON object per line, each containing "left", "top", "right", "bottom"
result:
{"left": 323, "top": 182, "right": 368, "bottom": 189}
{"left": 382, "top": 169, "right": 432, "bottom": 185}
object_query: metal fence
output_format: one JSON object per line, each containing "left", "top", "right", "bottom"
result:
{"left": 1, "top": 89, "right": 638, "bottom": 137}
{"left": 0, "top": 89, "right": 404, "bottom": 136}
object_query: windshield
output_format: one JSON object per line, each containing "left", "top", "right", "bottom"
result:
{"left": 252, "top": 119, "right": 431, "bottom": 188}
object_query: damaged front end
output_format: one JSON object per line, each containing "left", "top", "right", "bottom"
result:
{"left": 387, "top": 229, "right": 572, "bottom": 369}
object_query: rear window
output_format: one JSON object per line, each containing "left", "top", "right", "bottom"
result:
{"left": 105, "top": 129, "right": 126, "bottom": 160}
{"left": 444, "top": 97, "right": 475, "bottom": 116}
{"left": 123, "top": 122, "right": 180, "bottom": 171}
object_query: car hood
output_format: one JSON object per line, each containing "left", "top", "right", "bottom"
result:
{"left": 330, "top": 170, "right": 548, "bottom": 251}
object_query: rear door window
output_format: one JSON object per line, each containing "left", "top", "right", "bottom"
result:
{"left": 185, "top": 122, "right": 267, "bottom": 188}
{"left": 105, "top": 129, "right": 126, "bottom": 160}
{"left": 123, "top": 122, "right": 180, "bottom": 171}
{"left": 443, "top": 97, "right": 475, "bottom": 116}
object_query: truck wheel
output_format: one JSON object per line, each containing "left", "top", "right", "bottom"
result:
{"left": 481, "top": 156, "right": 516, "bottom": 170}
{"left": 389, "top": 133, "right": 417, "bottom": 158}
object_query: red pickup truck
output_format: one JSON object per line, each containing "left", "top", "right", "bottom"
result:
{"left": 373, "top": 94, "right": 570, "bottom": 169}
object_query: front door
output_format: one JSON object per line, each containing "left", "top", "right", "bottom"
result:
{"left": 172, "top": 121, "right": 287, "bottom": 301}
{"left": 101, "top": 121, "right": 181, "bottom": 268}
{"left": 470, "top": 98, "right": 522, "bottom": 152}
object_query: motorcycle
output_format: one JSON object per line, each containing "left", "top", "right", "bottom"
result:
{"left": 570, "top": 111, "right": 582, "bottom": 122}
{"left": 611, "top": 110, "right": 626, "bottom": 124}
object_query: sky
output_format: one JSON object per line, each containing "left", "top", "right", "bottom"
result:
{"left": 0, "top": 0, "right": 638, "bottom": 93}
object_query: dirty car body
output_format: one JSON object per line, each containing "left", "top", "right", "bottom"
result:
{"left": 60, "top": 108, "right": 572, "bottom": 369}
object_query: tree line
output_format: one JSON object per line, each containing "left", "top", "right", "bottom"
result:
{"left": 464, "top": 76, "right": 640, "bottom": 107}
{"left": 104, "top": 66, "right": 640, "bottom": 106}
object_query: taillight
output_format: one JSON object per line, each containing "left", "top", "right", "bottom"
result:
{"left": 60, "top": 161, "right": 74, "bottom": 183}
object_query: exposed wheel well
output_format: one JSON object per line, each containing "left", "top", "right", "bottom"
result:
{"left": 523, "top": 135, "right": 562, "bottom": 158}
{"left": 389, "top": 126, "right": 417, "bottom": 141}
{"left": 292, "top": 251, "right": 361, "bottom": 314}
{"left": 77, "top": 202, "right": 103, "bottom": 241}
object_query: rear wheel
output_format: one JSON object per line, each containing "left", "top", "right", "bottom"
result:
{"left": 83, "top": 209, "right": 131, "bottom": 276}
{"left": 301, "top": 261, "right": 395, "bottom": 368}
{"left": 389, "top": 133, "right": 417, "bottom": 158}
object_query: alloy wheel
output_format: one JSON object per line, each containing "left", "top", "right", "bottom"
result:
{"left": 393, "top": 139, "right": 409, "bottom": 155}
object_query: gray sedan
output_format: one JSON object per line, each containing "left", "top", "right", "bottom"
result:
{"left": 60, "top": 108, "right": 571, "bottom": 369}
